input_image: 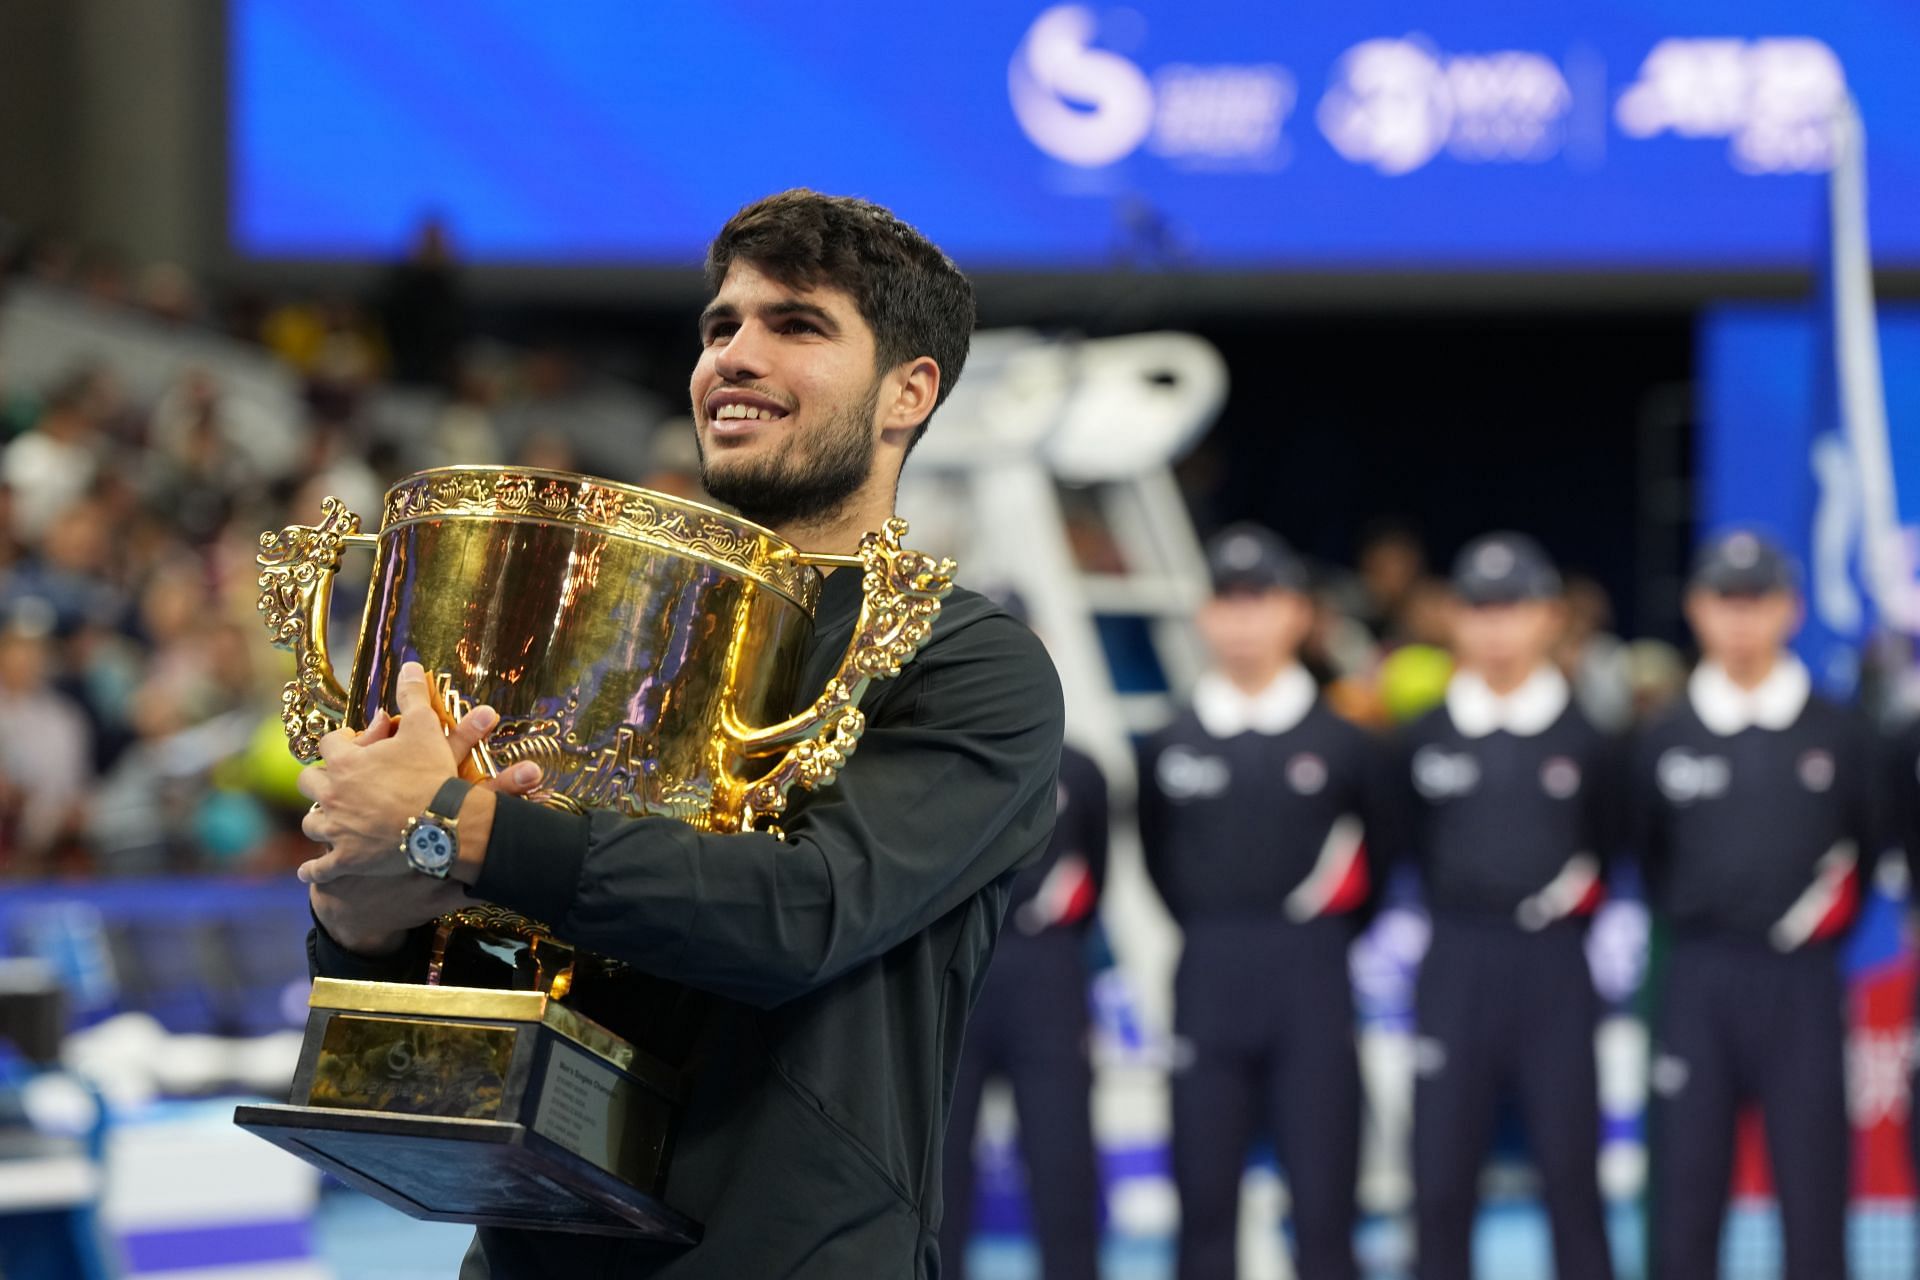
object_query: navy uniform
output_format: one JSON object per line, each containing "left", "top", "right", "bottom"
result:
{"left": 1400, "top": 534, "right": 1615, "bottom": 1280}
{"left": 1635, "top": 534, "right": 1872, "bottom": 1280}
{"left": 940, "top": 740, "right": 1108, "bottom": 1280}
{"left": 1140, "top": 526, "right": 1388, "bottom": 1280}
{"left": 1891, "top": 715, "right": 1920, "bottom": 1208}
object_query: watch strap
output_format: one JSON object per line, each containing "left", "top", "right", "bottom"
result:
{"left": 427, "top": 776, "right": 473, "bottom": 823}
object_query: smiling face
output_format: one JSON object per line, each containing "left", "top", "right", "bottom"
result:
{"left": 691, "top": 260, "right": 890, "bottom": 530}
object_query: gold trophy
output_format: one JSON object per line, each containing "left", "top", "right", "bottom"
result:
{"left": 233, "top": 466, "right": 954, "bottom": 1239}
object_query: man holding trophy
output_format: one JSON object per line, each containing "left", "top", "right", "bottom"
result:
{"left": 286, "top": 191, "right": 1066, "bottom": 1278}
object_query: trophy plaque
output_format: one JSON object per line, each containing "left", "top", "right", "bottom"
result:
{"left": 233, "top": 466, "right": 954, "bottom": 1239}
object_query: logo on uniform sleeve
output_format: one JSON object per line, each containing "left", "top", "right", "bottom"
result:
{"left": 1650, "top": 1052, "right": 1691, "bottom": 1098}
{"left": 1797, "top": 749, "right": 1835, "bottom": 793}
{"left": 1413, "top": 1036, "right": 1449, "bottom": 1078}
{"left": 1540, "top": 755, "right": 1582, "bottom": 799}
{"left": 1412, "top": 745, "right": 1480, "bottom": 799}
{"left": 1287, "top": 752, "right": 1328, "bottom": 795}
{"left": 1156, "top": 746, "right": 1232, "bottom": 800}
{"left": 1656, "top": 748, "right": 1731, "bottom": 804}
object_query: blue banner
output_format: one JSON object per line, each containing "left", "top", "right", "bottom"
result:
{"left": 229, "top": 0, "right": 1920, "bottom": 269}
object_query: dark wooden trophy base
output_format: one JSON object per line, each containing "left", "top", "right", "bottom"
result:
{"left": 233, "top": 978, "right": 701, "bottom": 1243}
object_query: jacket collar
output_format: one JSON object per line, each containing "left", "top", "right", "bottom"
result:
{"left": 1194, "top": 665, "right": 1317, "bottom": 738}
{"left": 1688, "top": 655, "right": 1810, "bottom": 736}
{"left": 1446, "top": 666, "right": 1569, "bottom": 739}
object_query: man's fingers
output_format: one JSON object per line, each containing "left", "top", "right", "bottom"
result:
{"left": 316, "top": 726, "right": 358, "bottom": 762}
{"left": 445, "top": 704, "right": 502, "bottom": 763}
{"left": 301, "top": 804, "right": 329, "bottom": 845}
{"left": 297, "top": 851, "right": 342, "bottom": 884}
{"left": 479, "top": 761, "right": 542, "bottom": 797}
{"left": 354, "top": 708, "right": 395, "bottom": 746}
{"left": 295, "top": 768, "right": 330, "bottom": 804}
{"left": 391, "top": 661, "right": 440, "bottom": 735}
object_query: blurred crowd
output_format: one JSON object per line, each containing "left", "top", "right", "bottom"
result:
{"left": 0, "top": 220, "right": 1726, "bottom": 884}
{"left": 1267, "top": 518, "right": 1689, "bottom": 735}
{"left": 0, "top": 221, "right": 707, "bottom": 878}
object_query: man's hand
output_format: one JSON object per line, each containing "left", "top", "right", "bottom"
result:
{"left": 306, "top": 691, "right": 546, "bottom": 956}
{"left": 296, "top": 661, "right": 531, "bottom": 885}
{"left": 310, "top": 872, "right": 471, "bottom": 957}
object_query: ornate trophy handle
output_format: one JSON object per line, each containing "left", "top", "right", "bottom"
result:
{"left": 257, "top": 497, "right": 377, "bottom": 761}
{"left": 722, "top": 517, "right": 955, "bottom": 833}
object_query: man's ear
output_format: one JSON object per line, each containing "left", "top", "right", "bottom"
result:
{"left": 879, "top": 357, "right": 941, "bottom": 434}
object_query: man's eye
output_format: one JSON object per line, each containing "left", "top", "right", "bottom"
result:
{"left": 780, "top": 319, "right": 820, "bottom": 335}
{"left": 703, "top": 324, "right": 736, "bottom": 345}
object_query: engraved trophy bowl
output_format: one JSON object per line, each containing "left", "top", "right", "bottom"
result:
{"left": 234, "top": 466, "right": 954, "bottom": 1239}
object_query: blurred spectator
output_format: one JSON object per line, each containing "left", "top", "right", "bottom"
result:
{"left": 137, "top": 261, "right": 202, "bottom": 327}
{"left": 1353, "top": 519, "right": 1427, "bottom": 642}
{"left": 1303, "top": 582, "right": 1378, "bottom": 685}
{"left": 146, "top": 368, "right": 272, "bottom": 542}
{"left": 0, "top": 497, "right": 129, "bottom": 639}
{"left": 492, "top": 342, "right": 663, "bottom": 480}
{"left": 0, "top": 601, "right": 94, "bottom": 873}
{"left": 1624, "top": 637, "right": 1688, "bottom": 720}
{"left": 1558, "top": 574, "right": 1634, "bottom": 732}
{"left": 427, "top": 363, "right": 506, "bottom": 467}
{"left": 262, "top": 295, "right": 386, "bottom": 423}
{"left": 637, "top": 418, "right": 707, "bottom": 501}
{"left": 379, "top": 215, "right": 468, "bottom": 389}
{"left": 76, "top": 243, "right": 132, "bottom": 308}
{"left": 3, "top": 368, "right": 111, "bottom": 541}
{"left": 1395, "top": 576, "right": 1457, "bottom": 649}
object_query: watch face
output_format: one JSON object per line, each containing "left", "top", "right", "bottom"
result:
{"left": 407, "top": 821, "right": 454, "bottom": 871}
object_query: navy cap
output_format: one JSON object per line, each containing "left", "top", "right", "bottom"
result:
{"left": 1205, "top": 523, "right": 1308, "bottom": 595}
{"left": 1690, "top": 529, "right": 1797, "bottom": 595}
{"left": 1451, "top": 532, "right": 1562, "bottom": 606}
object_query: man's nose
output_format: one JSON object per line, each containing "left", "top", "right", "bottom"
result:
{"left": 713, "top": 320, "right": 772, "bottom": 382}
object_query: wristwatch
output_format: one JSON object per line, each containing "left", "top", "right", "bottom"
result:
{"left": 399, "top": 777, "right": 473, "bottom": 878}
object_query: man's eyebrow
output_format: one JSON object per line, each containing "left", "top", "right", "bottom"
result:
{"left": 698, "top": 297, "right": 842, "bottom": 336}
{"left": 761, "top": 299, "right": 841, "bottom": 333}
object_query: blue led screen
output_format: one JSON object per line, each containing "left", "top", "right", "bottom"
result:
{"left": 230, "top": 1, "right": 1920, "bottom": 270}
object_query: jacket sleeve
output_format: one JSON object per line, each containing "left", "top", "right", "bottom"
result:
{"left": 1077, "top": 750, "right": 1111, "bottom": 910}
{"left": 307, "top": 916, "right": 434, "bottom": 983}
{"left": 1587, "top": 729, "right": 1631, "bottom": 877}
{"left": 1626, "top": 727, "right": 1668, "bottom": 896}
{"left": 1892, "top": 722, "right": 1920, "bottom": 900}
{"left": 1365, "top": 726, "right": 1423, "bottom": 880}
{"left": 1357, "top": 728, "right": 1409, "bottom": 896}
{"left": 1134, "top": 735, "right": 1176, "bottom": 917}
{"left": 470, "top": 614, "right": 1065, "bottom": 1010}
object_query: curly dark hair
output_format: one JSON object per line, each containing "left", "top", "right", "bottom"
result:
{"left": 705, "top": 190, "right": 975, "bottom": 452}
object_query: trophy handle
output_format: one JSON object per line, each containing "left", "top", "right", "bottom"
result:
{"left": 721, "top": 518, "right": 955, "bottom": 833}
{"left": 257, "top": 496, "right": 378, "bottom": 762}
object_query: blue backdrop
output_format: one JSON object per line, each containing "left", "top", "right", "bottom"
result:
{"left": 1698, "top": 304, "right": 1920, "bottom": 694}
{"left": 229, "top": 1, "right": 1920, "bottom": 269}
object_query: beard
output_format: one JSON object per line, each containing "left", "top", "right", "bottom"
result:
{"left": 697, "top": 378, "right": 880, "bottom": 530}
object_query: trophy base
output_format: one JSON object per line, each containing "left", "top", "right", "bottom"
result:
{"left": 236, "top": 978, "right": 701, "bottom": 1244}
{"left": 235, "top": 1104, "right": 700, "bottom": 1240}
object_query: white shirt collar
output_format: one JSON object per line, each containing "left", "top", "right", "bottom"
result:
{"left": 1194, "top": 665, "right": 1317, "bottom": 738}
{"left": 1688, "top": 655, "right": 1811, "bottom": 736}
{"left": 1446, "top": 666, "right": 1570, "bottom": 739}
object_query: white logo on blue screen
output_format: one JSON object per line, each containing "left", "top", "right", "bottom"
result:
{"left": 1615, "top": 38, "right": 1846, "bottom": 174}
{"left": 1009, "top": 6, "right": 1295, "bottom": 169}
{"left": 1317, "top": 37, "right": 1570, "bottom": 176}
